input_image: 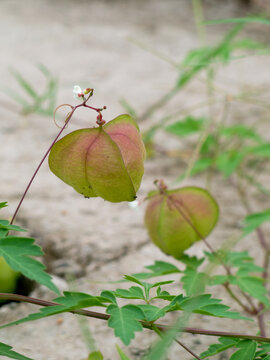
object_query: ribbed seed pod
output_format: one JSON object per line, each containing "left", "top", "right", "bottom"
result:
{"left": 144, "top": 186, "right": 219, "bottom": 259}
{"left": 48, "top": 114, "right": 146, "bottom": 202}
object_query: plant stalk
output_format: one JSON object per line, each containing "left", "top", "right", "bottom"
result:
{"left": 1, "top": 293, "right": 270, "bottom": 343}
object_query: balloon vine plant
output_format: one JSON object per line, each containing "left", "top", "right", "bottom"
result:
{"left": 0, "top": 87, "right": 270, "bottom": 360}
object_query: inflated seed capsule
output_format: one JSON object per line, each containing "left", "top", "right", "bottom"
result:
{"left": 49, "top": 115, "right": 146, "bottom": 203}
{"left": 144, "top": 185, "right": 219, "bottom": 259}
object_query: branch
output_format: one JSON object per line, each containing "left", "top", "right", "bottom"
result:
{"left": 1, "top": 293, "right": 270, "bottom": 343}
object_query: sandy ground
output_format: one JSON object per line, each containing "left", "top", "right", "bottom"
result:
{"left": 1, "top": 0, "right": 270, "bottom": 359}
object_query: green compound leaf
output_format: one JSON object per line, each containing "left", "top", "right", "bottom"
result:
{"left": 114, "top": 286, "right": 146, "bottom": 300}
{"left": 136, "top": 304, "right": 166, "bottom": 322}
{"left": 0, "top": 342, "right": 35, "bottom": 360}
{"left": 0, "top": 292, "right": 107, "bottom": 330}
{"left": 200, "top": 337, "right": 238, "bottom": 358}
{"left": 255, "top": 343, "right": 270, "bottom": 358}
{"left": 182, "top": 267, "right": 209, "bottom": 296}
{"left": 107, "top": 304, "right": 145, "bottom": 345}
{"left": 100, "top": 290, "right": 117, "bottom": 304}
{"left": 131, "top": 260, "right": 181, "bottom": 280}
{"left": 0, "top": 236, "right": 59, "bottom": 294}
{"left": 229, "top": 275, "right": 270, "bottom": 306}
{"left": 209, "top": 275, "right": 229, "bottom": 285}
{"left": 0, "top": 220, "right": 27, "bottom": 233}
{"left": 221, "top": 124, "right": 262, "bottom": 142}
{"left": 165, "top": 116, "right": 205, "bottom": 137}
{"left": 216, "top": 150, "right": 244, "bottom": 178}
{"left": 123, "top": 275, "right": 174, "bottom": 301}
{"left": 166, "top": 294, "right": 252, "bottom": 320}
{"left": 223, "top": 251, "right": 264, "bottom": 276}
{"left": 179, "top": 254, "right": 205, "bottom": 269}
{"left": 230, "top": 340, "right": 257, "bottom": 360}
{"left": 116, "top": 345, "right": 132, "bottom": 360}
{"left": 242, "top": 210, "right": 270, "bottom": 237}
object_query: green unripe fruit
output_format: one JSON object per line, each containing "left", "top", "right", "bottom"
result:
{"left": 0, "top": 256, "right": 19, "bottom": 294}
{"left": 144, "top": 186, "right": 219, "bottom": 259}
{"left": 49, "top": 114, "right": 146, "bottom": 202}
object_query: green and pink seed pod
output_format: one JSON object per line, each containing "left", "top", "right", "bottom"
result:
{"left": 48, "top": 114, "right": 146, "bottom": 203}
{"left": 144, "top": 183, "right": 219, "bottom": 259}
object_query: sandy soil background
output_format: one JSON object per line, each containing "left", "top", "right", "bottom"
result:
{"left": 1, "top": 0, "right": 270, "bottom": 359}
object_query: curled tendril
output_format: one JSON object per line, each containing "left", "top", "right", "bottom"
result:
{"left": 53, "top": 104, "right": 74, "bottom": 129}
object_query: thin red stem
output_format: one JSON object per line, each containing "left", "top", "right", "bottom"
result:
{"left": 10, "top": 107, "right": 75, "bottom": 225}
{"left": 1, "top": 293, "right": 270, "bottom": 343}
{"left": 165, "top": 192, "right": 257, "bottom": 314}
{"left": 10, "top": 92, "right": 106, "bottom": 225}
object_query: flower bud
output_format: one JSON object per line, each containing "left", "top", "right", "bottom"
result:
{"left": 144, "top": 186, "right": 219, "bottom": 259}
{"left": 48, "top": 114, "right": 146, "bottom": 202}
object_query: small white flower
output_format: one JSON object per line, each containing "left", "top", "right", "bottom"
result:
{"left": 73, "top": 85, "right": 83, "bottom": 100}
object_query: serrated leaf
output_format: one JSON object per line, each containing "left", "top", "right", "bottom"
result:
{"left": 195, "top": 304, "right": 251, "bottom": 320}
{"left": 216, "top": 150, "right": 244, "bottom": 178}
{"left": 242, "top": 211, "right": 270, "bottom": 236}
{"left": 114, "top": 286, "right": 145, "bottom": 300}
{"left": 151, "top": 280, "right": 174, "bottom": 288}
{"left": 131, "top": 261, "right": 180, "bottom": 280}
{"left": 136, "top": 304, "right": 166, "bottom": 322}
{"left": 0, "top": 202, "right": 8, "bottom": 209}
{"left": 256, "top": 343, "right": 270, "bottom": 357}
{"left": 209, "top": 275, "right": 229, "bottom": 285}
{"left": 107, "top": 304, "right": 144, "bottom": 345}
{"left": 179, "top": 254, "right": 204, "bottom": 269}
{"left": 221, "top": 125, "right": 262, "bottom": 142}
{"left": 124, "top": 275, "right": 144, "bottom": 286}
{"left": 166, "top": 294, "right": 252, "bottom": 320}
{"left": 0, "top": 292, "right": 106, "bottom": 330}
{"left": 116, "top": 345, "right": 132, "bottom": 360}
{"left": 176, "top": 24, "right": 243, "bottom": 88}
{"left": 165, "top": 116, "right": 205, "bottom": 137}
{"left": 0, "top": 220, "right": 27, "bottom": 233}
{"left": 100, "top": 290, "right": 117, "bottom": 304}
{"left": 182, "top": 268, "right": 209, "bottom": 296}
{"left": 88, "top": 351, "right": 104, "bottom": 360}
{"left": 0, "top": 236, "right": 59, "bottom": 294}
{"left": 0, "top": 342, "right": 35, "bottom": 360}
{"left": 230, "top": 340, "right": 257, "bottom": 360}
{"left": 230, "top": 276, "right": 270, "bottom": 305}
{"left": 200, "top": 337, "right": 238, "bottom": 358}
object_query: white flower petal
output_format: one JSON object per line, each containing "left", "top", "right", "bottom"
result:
{"left": 73, "top": 85, "right": 82, "bottom": 99}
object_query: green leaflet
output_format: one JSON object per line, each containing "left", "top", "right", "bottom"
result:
{"left": 0, "top": 342, "right": 35, "bottom": 360}
{"left": 166, "top": 294, "right": 252, "bottom": 321}
{"left": 0, "top": 292, "right": 107, "bottom": 330}
{"left": 107, "top": 304, "right": 144, "bottom": 345}
{"left": 230, "top": 340, "right": 257, "bottom": 360}
{"left": 131, "top": 260, "right": 181, "bottom": 280}
{"left": 242, "top": 210, "right": 270, "bottom": 237}
{"left": 181, "top": 268, "right": 209, "bottom": 296}
{"left": 0, "top": 220, "right": 27, "bottom": 233}
{"left": 0, "top": 236, "right": 59, "bottom": 294}
{"left": 200, "top": 337, "right": 238, "bottom": 358}
{"left": 165, "top": 116, "right": 205, "bottom": 137}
